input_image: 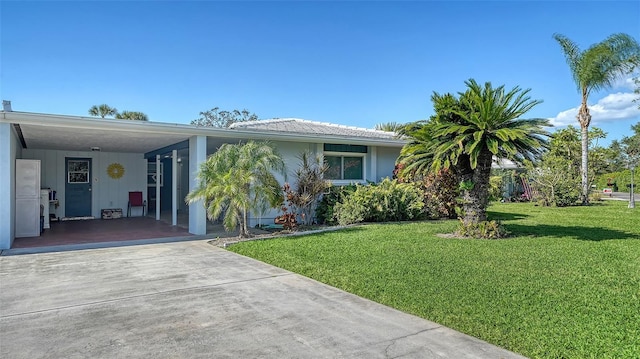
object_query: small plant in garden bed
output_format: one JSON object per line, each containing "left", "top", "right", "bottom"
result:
{"left": 455, "top": 219, "right": 509, "bottom": 239}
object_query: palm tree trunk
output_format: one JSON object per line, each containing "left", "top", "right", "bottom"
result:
{"left": 241, "top": 207, "right": 249, "bottom": 238}
{"left": 578, "top": 92, "right": 591, "bottom": 205}
{"left": 468, "top": 151, "right": 493, "bottom": 224}
{"left": 457, "top": 153, "right": 491, "bottom": 225}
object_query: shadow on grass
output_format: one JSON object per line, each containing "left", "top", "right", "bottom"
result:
{"left": 488, "top": 211, "right": 529, "bottom": 221}
{"left": 506, "top": 224, "right": 639, "bottom": 241}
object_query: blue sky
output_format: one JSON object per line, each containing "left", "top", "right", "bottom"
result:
{"left": 1, "top": 1, "right": 639, "bottom": 145}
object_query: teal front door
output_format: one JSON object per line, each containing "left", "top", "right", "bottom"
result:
{"left": 65, "top": 158, "right": 92, "bottom": 217}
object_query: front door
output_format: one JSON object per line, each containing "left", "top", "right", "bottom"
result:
{"left": 65, "top": 158, "right": 92, "bottom": 217}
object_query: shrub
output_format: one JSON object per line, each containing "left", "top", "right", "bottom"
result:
{"left": 333, "top": 178, "right": 425, "bottom": 225}
{"left": 596, "top": 169, "right": 640, "bottom": 193}
{"left": 528, "top": 156, "right": 581, "bottom": 207}
{"left": 489, "top": 175, "right": 503, "bottom": 202}
{"left": 315, "top": 184, "right": 357, "bottom": 225}
{"left": 552, "top": 180, "right": 581, "bottom": 207}
{"left": 456, "top": 220, "right": 509, "bottom": 239}
{"left": 420, "top": 169, "right": 460, "bottom": 219}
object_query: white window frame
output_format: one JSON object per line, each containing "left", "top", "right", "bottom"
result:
{"left": 323, "top": 151, "right": 367, "bottom": 184}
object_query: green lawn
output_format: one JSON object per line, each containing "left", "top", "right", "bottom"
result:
{"left": 229, "top": 200, "right": 640, "bottom": 359}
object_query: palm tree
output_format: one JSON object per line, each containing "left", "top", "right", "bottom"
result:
{"left": 399, "top": 80, "right": 550, "bottom": 225}
{"left": 374, "top": 122, "right": 406, "bottom": 133}
{"left": 116, "top": 111, "right": 149, "bottom": 121}
{"left": 88, "top": 104, "right": 118, "bottom": 118}
{"left": 186, "top": 141, "right": 285, "bottom": 237}
{"left": 553, "top": 33, "right": 640, "bottom": 204}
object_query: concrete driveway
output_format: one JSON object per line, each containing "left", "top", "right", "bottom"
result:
{"left": 0, "top": 241, "right": 524, "bottom": 358}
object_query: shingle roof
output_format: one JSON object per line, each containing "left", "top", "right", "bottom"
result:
{"left": 229, "top": 118, "right": 397, "bottom": 140}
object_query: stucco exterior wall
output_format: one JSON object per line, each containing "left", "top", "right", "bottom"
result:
{"left": 245, "top": 142, "right": 401, "bottom": 227}
{"left": 376, "top": 146, "right": 400, "bottom": 181}
{"left": 22, "top": 149, "right": 147, "bottom": 219}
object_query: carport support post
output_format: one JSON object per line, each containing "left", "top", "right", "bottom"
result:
{"left": 156, "top": 155, "right": 161, "bottom": 221}
{"left": 0, "top": 123, "right": 14, "bottom": 249}
{"left": 172, "top": 149, "right": 178, "bottom": 225}
{"left": 189, "top": 136, "right": 207, "bottom": 235}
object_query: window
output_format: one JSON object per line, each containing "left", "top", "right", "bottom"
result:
{"left": 67, "top": 160, "right": 90, "bottom": 183}
{"left": 325, "top": 155, "right": 364, "bottom": 180}
{"left": 323, "top": 144, "right": 367, "bottom": 153}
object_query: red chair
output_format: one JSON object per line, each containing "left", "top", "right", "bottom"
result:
{"left": 127, "top": 191, "right": 146, "bottom": 217}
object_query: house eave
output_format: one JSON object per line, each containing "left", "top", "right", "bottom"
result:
{"left": 0, "top": 111, "right": 407, "bottom": 148}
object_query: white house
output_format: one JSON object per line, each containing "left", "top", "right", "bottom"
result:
{"left": 0, "top": 105, "right": 405, "bottom": 249}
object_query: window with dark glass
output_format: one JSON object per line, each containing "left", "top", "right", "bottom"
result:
{"left": 325, "top": 155, "right": 363, "bottom": 180}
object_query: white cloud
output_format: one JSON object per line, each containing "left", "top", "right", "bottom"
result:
{"left": 548, "top": 92, "right": 640, "bottom": 127}
{"left": 612, "top": 74, "right": 638, "bottom": 90}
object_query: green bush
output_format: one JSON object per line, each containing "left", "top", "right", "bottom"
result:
{"left": 489, "top": 176, "right": 503, "bottom": 201}
{"left": 334, "top": 178, "right": 425, "bottom": 225}
{"left": 420, "top": 169, "right": 460, "bottom": 219}
{"left": 553, "top": 180, "right": 581, "bottom": 207}
{"left": 596, "top": 169, "right": 640, "bottom": 193}
{"left": 315, "top": 184, "right": 357, "bottom": 225}
{"left": 528, "top": 156, "right": 581, "bottom": 207}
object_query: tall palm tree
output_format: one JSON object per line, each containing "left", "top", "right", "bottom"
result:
{"left": 88, "top": 104, "right": 118, "bottom": 118}
{"left": 399, "top": 80, "right": 550, "bottom": 225}
{"left": 553, "top": 33, "right": 640, "bottom": 204}
{"left": 116, "top": 111, "right": 149, "bottom": 121}
{"left": 186, "top": 141, "right": 285, "bottom": 237}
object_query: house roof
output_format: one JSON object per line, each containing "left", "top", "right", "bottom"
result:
{"left": 1, "top": 111, "right": 406, "bottom": 155}
{"left": 229, "top": 118, "right": 398, "bottom": 141}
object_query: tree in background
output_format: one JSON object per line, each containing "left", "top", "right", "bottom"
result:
{"left": 634, "top": 76, "right": 640, "bottom": 110}
{"left": 88, "top": 104, "right": 118, "bottom": 118}
{"left": 527, "top": 155, "right": 581, "bottom": 207}
{"left": 191, "top": 107, "right": 258, "bottom": 127}
{"left": 185, "top": 141, "right": 284, "bottom": 238}
{"left": 548, "top": 126, "right": 613, "bottom": 187}
{"left": 553, "top": 33, "right": 640, "bottom": 204}
{"left": 398, "top": 79, "right": 550, "bottom": 226}
{"left": 374, "top": 122, "right": 406, "bottom": 133}
{"left": 116, "top": 111, "right": 149, "bottom": 121}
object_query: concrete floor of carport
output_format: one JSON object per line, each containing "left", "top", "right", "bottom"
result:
{"left": 9, "top": 211, "right": 267, "bottom": 251}
{"left": 0, "top": 240, "right": 526, "bottom": 359}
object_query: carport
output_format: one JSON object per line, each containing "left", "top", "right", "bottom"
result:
{"left": 0, "top": 110, "right": 216, "bottom": 249}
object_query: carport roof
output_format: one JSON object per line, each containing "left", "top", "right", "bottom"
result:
{"left": 1, "top": 111, "right": 406, "bottom": 154}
